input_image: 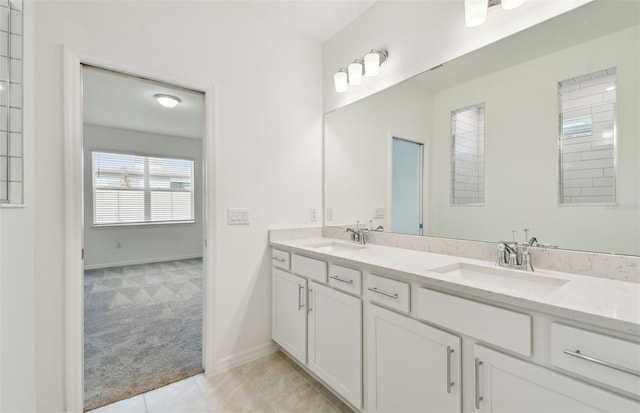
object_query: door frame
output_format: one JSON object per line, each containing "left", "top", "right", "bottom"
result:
{"left": 63, "top": 47, "right": 218, "bottom": 413}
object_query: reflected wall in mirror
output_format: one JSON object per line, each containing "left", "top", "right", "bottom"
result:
{"left": 324, "top": 0, "right": 639, "bottom": 256}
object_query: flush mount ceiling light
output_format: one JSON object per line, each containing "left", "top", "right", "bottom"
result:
{"left": 154, "top": 94, "right": 182, "bottom": 108}
{"left": 333, "top": 49, "right": 388, "bottom": 93}
{"left": 465, "top": 0, "right": 526, "bottom": 27}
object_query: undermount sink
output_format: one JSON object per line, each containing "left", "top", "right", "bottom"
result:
{"left": 306, "top": 241, "right": 367, "bottom": 253}
{"left": 431, "top": 262, "right": 569, "bottom": 294}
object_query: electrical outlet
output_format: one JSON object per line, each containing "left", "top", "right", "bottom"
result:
{"left": 326, "top": 207, "right": 334, "bottom": 221}
{"left": 310, "top": 207, "right": 318, "bottom": 222}
{"left": 228, "top": 208, "right": 251, "bottom": 225}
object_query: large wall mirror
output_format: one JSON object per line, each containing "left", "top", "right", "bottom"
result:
{"left": 324, "top": 0, "right": 639, "bottom": 256}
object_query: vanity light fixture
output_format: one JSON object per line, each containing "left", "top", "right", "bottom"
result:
{"left": 154, "top": 94, "right": 182, "bottom": 108}
{"left": 348, "top": 60, "right": 364, "bottom": 85}
{"left": 333, "top": 49, "right": 389, "bottom": 93}
{"left": 465, "top": 0, "right": 526, "bottom": 27}
{"left": 465, "top": 0, "right": 488, "bottom": 27}
{"left": 334, "top": 68, "right": 349, "bottom": 93}
{"left": 501, "top": 0, "right": 525, "bottom": 10}
{"left": 364, "top": 49, "right": 388, "bottom": 77}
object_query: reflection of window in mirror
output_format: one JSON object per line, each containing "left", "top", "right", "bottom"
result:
{"left": 450, "top": 103, "right": 485, "bottom": 206}
{"left": 559, "top": 68, "right": 616, "bottom": 205}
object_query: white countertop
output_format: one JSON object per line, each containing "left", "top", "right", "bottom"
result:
{"left": 271, "top": 237, "right": 640, "bottom": 336}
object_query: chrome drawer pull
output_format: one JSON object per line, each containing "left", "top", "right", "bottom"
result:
{"left": 272, "top": 257, "right": 286, "bottom": 263}
{"left": 475, "top": 357, "right": 483, "bottom": 409}
{"left": 330, "top": 275, "right": 353, "bottom": 284}
{"left": 297, "top": 284, "right": 304, "bottom": 310}
{"left": 446, "top": 346, "right": 454, "bottom": 394}
{"left": 562, "top": 349, "right": 640, "bottom": 377}
{"left": 368, "top": 287, "right": 399, "bottom": 299}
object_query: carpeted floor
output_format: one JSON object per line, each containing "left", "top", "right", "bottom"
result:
{"left": 83, "top": 258, "right": 204, "bottom": 412}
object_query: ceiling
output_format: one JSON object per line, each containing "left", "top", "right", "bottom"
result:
{"left": 82, "top": 2, "right": 377, "bottom": 137}
{"left": 83, "top": 66, "right": 205, "bottom": 139}
{"left": 237, "top": 1, "right": 377, "bottom": 42}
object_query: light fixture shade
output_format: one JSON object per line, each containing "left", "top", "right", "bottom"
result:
{"left": 154, "top": 94, "right": 182, "bottom": 108}
{"left": 334, "top": 70, "right": 348, "bottom": 93}
{"left": 348, "top": 61, "right": 363, "bottom": 85}
{"left": 465, "top": 0, "right": 488, "bottom": 27}
{"left": 501, "top": 0, "right": 525, "bottom": 10}
{"left": 364, "top": 52, "right": 381, "bottom": 77}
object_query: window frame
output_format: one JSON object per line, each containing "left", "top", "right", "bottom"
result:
{"left": 90, "top": 149, "right": 196, "bottom": 227}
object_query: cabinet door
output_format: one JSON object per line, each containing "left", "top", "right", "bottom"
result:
{"left": 473, "top": 345, "right": 640, "bottom": 413}
{"left": 367, "top": 304, "right": 461, "bottom": 413}
{"left": 272, "top": 268, "right": 307, "bottom": 364}
{"left": 308, "top": 281, "right": 362, "bottom": 409}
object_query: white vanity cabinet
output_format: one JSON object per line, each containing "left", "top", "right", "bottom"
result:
{"left": 308, "top": 281, "right": 362, "bottom": 409}
{"left": 272, "top": 268, "right": 307, "bottom": 364}
{"left": 272, "top": 254, "right": 363, "bottom": 410}
{"left": 473, "top": 345, "right": 640, "bottom": 412}
{"left": 367, "top": 304, "right": 461, "bottom": 413}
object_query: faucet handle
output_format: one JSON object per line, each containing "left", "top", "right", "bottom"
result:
{"left": 511, "top": 230, "right": 518, "bottom": 244}
{"left": 523, "top": 228, "right": 530, "bottom": 243}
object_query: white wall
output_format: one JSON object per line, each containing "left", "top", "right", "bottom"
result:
{"left": 324, "top": 84, "right": 430, "bottom": 230}
{"left": 83, "top": 125, "right": 204, "bottom": 269}
{"left": 323, "top": 0, "right": 590, "bottom": 112}
{"left": 0, "top": 0, "right": 36, "bottom": 409}
{"left": 25, "top": 2, "right": 322, "bottom": 411}
{"left": 429, "top": 26, "right": 639, "bottom": 254}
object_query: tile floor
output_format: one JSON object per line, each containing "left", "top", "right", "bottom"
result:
{"left": 88, "top": 351, "right": 353, "bottom": 413}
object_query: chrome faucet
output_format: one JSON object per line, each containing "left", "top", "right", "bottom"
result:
{"left": 496, "top": 229, "right": 534, "bottom": 271}
{"left": 345, "top": 221, "right": 368, "bottom": 245}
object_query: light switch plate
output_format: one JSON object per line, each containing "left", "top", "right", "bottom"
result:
{"left": 310, "top": 207, "right": 318, "bottom": 222}
{"left": 326, "top": 207, "right": 334, "bottom": 221}
{"left": 374, "top": 207, "right": 385, "bottom": 219}
{"left": 228, "top": 208, "right": 250, "bottom": 225}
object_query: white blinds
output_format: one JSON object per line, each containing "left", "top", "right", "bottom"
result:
{"left": 92, "top": 151, "right": 194, "bottom": 225}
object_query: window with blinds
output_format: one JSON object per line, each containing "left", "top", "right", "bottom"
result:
{"left": 92, "top": 151, "right": 194, "bottom": 225}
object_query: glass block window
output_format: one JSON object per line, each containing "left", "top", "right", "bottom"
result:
{"left": 559, "top": 68, "right": 616, "bottom": 204}
{"left": 451, "top": 103, "right": 485, "bottom": 205}
{"left": 92, "top": 151, "right": 195, "bottom": 225}
{"left": 0, "top": 0, "right": 23, "bottom": 204}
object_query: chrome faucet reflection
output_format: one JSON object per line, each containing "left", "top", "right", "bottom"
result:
{"left": 345, "top": 221, "right": 369, "bottom": 245}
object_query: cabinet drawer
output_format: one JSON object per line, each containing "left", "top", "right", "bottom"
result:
{"left": 328, "top": 264, "right": 362, "bottom": 296}
{"left": 550, "top": 323, "right": 640, "bottom": 396}
{"left": 367, "top": 274, "right": 410, "bottom": 313}
{"left": 291, "top": 254, "right": 327, "bottom": 283}
{"left": 416, "top": 288, "right": 531, "bottom": 356}
{"left": 271, "top": 248, "right": 290, "bottom": 270}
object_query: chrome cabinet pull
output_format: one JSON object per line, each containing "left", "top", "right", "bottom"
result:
{"left": 475, "top": 357, "right": 483, "bottom": 409}
{"left": 447, "top": 346, "right": 454, "bottom": 394}
{"left": 297, "top": 285, "right": 304, "bottom": 310}
{"left": 308, "top": 289, "right": 313, "bottom": 313}
{"left": 272, "top": 256, "right": 286, "bottom": 263}
{"left": 367, "top": 287, "right": 399, "bottom": 299}
{"left": 330, "top": 275, "right": 353, "bottom": 284}
{"left": 563, "top": 349, "right": 640, "bottom": 377}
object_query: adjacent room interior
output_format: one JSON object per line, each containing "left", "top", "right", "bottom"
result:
{"left": 81, "top": 66, "right": 206, "bottom": 411}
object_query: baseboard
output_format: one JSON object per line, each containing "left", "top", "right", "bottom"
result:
{"left": 84, "top": 254, "right": 203, "bottom": 270}
{"left": 210, "top": 341, "right": 279, "bottom": 374}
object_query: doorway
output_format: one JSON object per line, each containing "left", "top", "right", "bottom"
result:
{"left": 391, "top": 137, "right": 424, "bottom": 235}
{"left": 81, "top": 66, "right": 206, "bottom": 411}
